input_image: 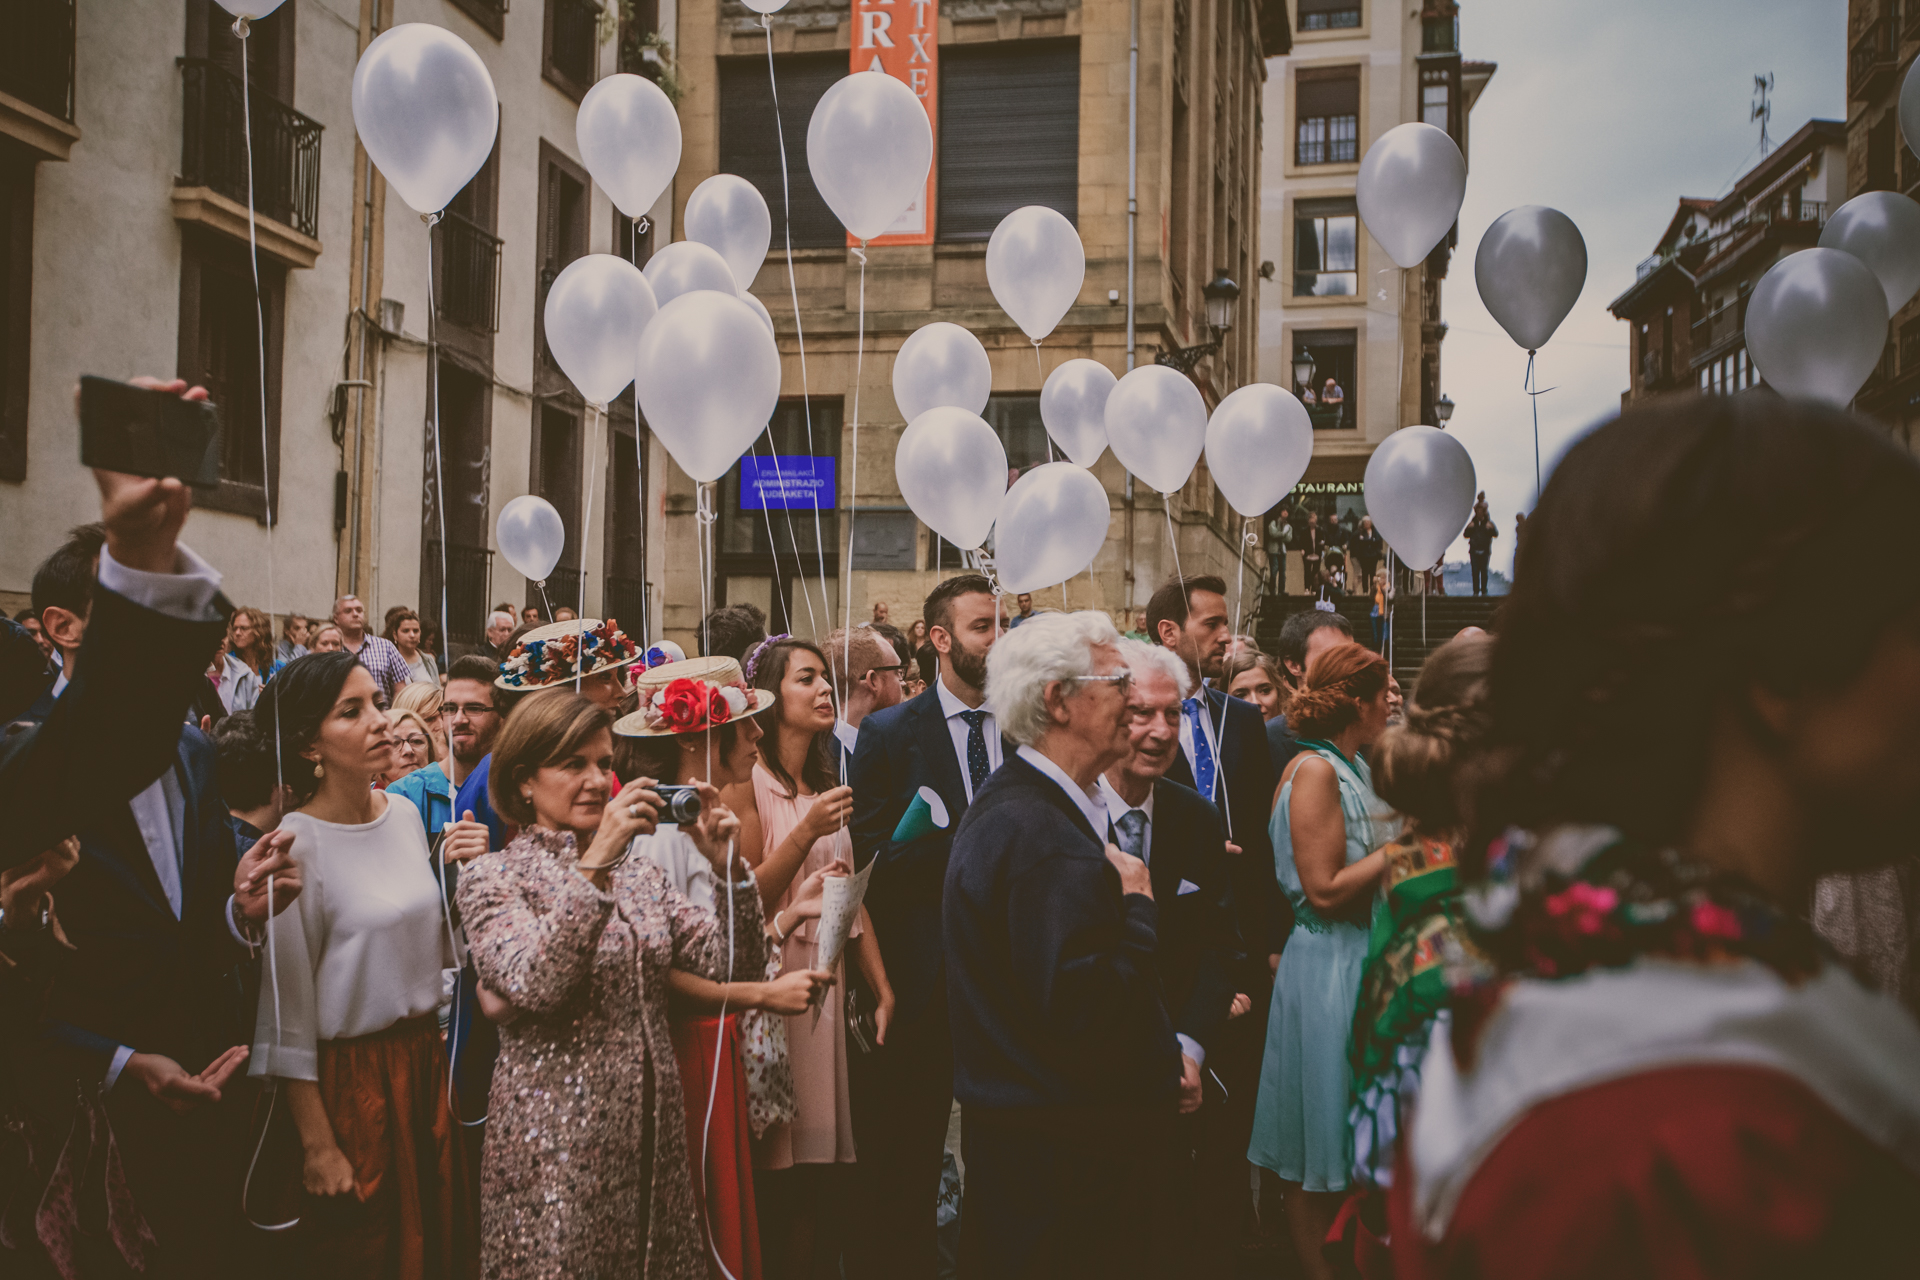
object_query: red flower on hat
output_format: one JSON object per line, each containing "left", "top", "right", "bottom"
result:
{"left": 655, "top": 678, "right": 734, "bottom": 732}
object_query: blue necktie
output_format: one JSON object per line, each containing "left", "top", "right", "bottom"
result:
{"left": 1114, "top": 809, "right": 1148, "bottom": 862}
{"left": 1182, "top": 696, "right": 1217, "bottom": 801}
{"left": 959, "top": 709, "right": 992, "bottom": 795}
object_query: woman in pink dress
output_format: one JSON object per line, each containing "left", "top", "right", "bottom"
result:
{"left": 737, "top": 636, "right": 896, "bottom": 1279}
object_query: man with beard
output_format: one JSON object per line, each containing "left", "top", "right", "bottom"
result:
{"left": 385, "top": 653, "right": 500, "bottom": 853}
{"left": 849, "top": 573, "right": 1007, "bottom": 1279}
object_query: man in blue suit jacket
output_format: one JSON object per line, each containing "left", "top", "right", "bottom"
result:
{"left": 848, "top": 574, "right": 1005, "bottom": 1279}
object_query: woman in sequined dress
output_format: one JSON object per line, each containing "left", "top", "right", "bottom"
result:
{"left": 456, "top": 690, "right": 770, "bottom": 1278}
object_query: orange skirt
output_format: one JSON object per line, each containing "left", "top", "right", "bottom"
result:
{"left": 302, "top": 1013, "right": 479, "bottom": 1280}
{"left": 672, "top": 1014, "right": 764, "bottom": 1280}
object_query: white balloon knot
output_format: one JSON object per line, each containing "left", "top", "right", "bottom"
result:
{"left": 635, "top": 215, "right": 651, "bottom": 236}
{"left": 423, "top": 212, "right": 443, "bottom": 228}
{"left": 233, "top": 16, "right": 250, "bottom": 38}
{"left": 852, "top": 244, "right": 868, "bottom": 265}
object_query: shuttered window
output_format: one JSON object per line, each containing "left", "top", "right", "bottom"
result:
{"left": 719, "top": 54, "right": 846, "bottom": 249}
{"left": 938, "top": 40, "right": 1079, "bottom": 242}
{"left": 1296, "top": 67, "right": 1359, "bottom": 165}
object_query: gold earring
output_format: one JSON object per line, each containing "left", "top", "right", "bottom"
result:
{"left": 313, "top": 761, "right": 324, "bottom": 779}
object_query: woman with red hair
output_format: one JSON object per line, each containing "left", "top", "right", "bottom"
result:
{"left": 1250, "top": 641, "right": 1395, "bottom": 1280}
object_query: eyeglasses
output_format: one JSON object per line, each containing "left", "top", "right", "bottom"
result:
{"left": 1072, "top": 671, "right": 1134, "bottom": 696}
{"left": 396, "top": 735, "right": 428, "bottom": 751}
{"left": 445, "top": 703, "right": 495, "bottom": 720}
{"left": 863, "top": 662, "right": 911, "bottom": 679}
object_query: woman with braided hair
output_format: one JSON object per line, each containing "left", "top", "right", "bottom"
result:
{"left": 1250, "top": 640, "right": 1396, "bottom": 1280}
{"left": 1389, "top": 395, "right": 1920, "bottom": 1277}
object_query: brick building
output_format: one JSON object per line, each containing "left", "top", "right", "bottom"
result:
{"left": 1848, "top": 0, "right": 1920, "bottom": 449}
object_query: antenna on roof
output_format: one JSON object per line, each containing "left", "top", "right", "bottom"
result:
{"left": 1752, "top": 73, "right": 1775, "bottom": 158}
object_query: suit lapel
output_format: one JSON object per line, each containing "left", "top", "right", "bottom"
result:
{"left": 912, "top": 690, "right": 970, "bottom": 814}
{"left": 176, "top": 739, "right": 209, "bottom": 917}
{"left": 1148, "top": 782, "right": 1186, "bottom": 901}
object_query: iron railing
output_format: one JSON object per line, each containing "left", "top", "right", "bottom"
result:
{"left": 3, "top": 0, "right": 75, "bottom": 121}
{"left": 540, "top": 566, "right": 585, "bottom": 617}
{"left": 436, "top": 213, "right": 503, "bottom": 331}
{"left": 550, "top": 0, "right": 600, "bottom": 90}
{"left": 180, "top": 59, "right": 324, "bottom": 238}
{"left": 1852, "top": 16, "right": 1897, "bottom": 102}
{"left": 1690, "top": 300, "right": 1746, "bottom": 361}
{"left": 1636, "top": 198, "right": 1827, "bottom": 281}
{"left": 422, "top": 542, "right": 493, "bottom": 647}
{"left": 604, "top": 576, "right": 648, "bottom": 636}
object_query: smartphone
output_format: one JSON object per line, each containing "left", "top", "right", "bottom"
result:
{"left": 78, "top": 375, "right": 223, "bottom": 488}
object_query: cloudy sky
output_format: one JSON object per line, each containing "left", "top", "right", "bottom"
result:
{"left": 1437, "top": 0, "right": 1848, "bottom": 572}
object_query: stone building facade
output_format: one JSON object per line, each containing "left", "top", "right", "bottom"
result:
{"left": 1847, "top": 0, "right": 1920, "bottom": 450}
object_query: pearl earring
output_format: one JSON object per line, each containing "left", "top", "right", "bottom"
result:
{"left": 313, "top": 761, "right": 324, "bottom": 779}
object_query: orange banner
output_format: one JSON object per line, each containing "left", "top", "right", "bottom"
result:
{"left": 851, "top": 0, "right": 938, "bottom": 246}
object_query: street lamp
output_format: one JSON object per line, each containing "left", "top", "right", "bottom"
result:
{"left": 1156, "top": 271, "right": 1242, "bottom": 373}
{"left": 1435, "top": 393, "right": 1455, "bottom": 425}
{"left": 1292, "top": 352, "right": 1316, "bottom": 395}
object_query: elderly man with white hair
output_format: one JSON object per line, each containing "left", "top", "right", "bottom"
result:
{"left": 943, "top": 611, "right": 1183, "bottom": 1279}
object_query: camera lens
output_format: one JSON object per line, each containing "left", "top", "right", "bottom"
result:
{"left": 666, "top": 789, "right": 702, "bottom": 824}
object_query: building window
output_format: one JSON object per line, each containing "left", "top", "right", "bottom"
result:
{"left": 1296, "top": 68, "right": 1360, "bottom": 165}
{"left": 719, "top": 54, "right": 845, "bottom": 250}
{"left": 1293, "top": 328, "right": 1357, "bottom": 428}
{"left": 532, "top": 401, "right": 583, "bottom": 604}
{"left": 537, "top": 143, "right": 590, "bottom": 371}
{"left": 717, "top": 397, "right": 843, "bottom": 635}
{"left": 1298, "top": 0, "right": 1363, "bottom": 31}
{"left": 938, "top": 40, "right": 1081, "bottom": 242}
{"left": 421, "top": 360, "right": 493, "bottom": 648}
{"left": 544, "top": 0, "right": 600, "bottom": 102}
{"left": 605, "top": 416, "right": 649, "bottom": 637}
{"left": 0, "top": 149, "right": 32, "bottom": 483}
{"left": 1422, "top": 80, "right": 1449, "bottom": 129}
{"left": 1422, "top": 16, "right": 1458, "bottom": 53}
{"left": 1869, "top": 113, "right": 1898, "bottom": 194}
{"left": 176, "top": 230, "right": 284, "bottom": 518}
{"left": 1294, "top": 198, "right": 1358, "bottom": 297}
{"left": 446, "top": 0, "right": 508, "bottom": 41}
{"left": 436, "top": 128, "right": 502, "bottom": 334}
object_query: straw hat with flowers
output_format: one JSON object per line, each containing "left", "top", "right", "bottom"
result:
{"left": 496, "top": 618, "right": 642, "bottom": 691}
{"left": 613, "top": 655, "right": 775, "bottom": 737}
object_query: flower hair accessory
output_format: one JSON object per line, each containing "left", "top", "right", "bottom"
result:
{"left": 497, "top": 618, "right": 641, "bottom": 690}
{"left": 743, "top": 633, "right": 792, "bottom": 684}
{"left": 614, "top": 655, "right": 776, "bottom": 738}
{"left": 650, "top": 677, "right": 741, "bottom": 733}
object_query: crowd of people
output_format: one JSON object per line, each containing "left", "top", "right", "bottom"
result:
{"left": 2, "top": 383, "right": 1919, "bottom": 1280}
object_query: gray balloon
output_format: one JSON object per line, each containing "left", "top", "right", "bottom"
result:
{"left": 1744, "top": 248, "right": 1889, "bottom": 406}
{"left": 1363, "top": 426, "right": 1476, "bottom": 573}
{"left": 1901, "top": 55, "right": 1920, "bottom": 161}
{"left": 1474, "top": 206, "right": 1588, "bottom": 352}
{"left": 1819, "top": 191, "right": 1920, "bottom": 315}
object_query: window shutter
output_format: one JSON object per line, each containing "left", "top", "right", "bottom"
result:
{"left": 718, "top": 54, "right": 846, "bottom": 249}
{"left": 938, "top": 40, "right": 1080, "bottom": 242}
{"left": 1297, "top": 68, "right": 1359, "bottom": 118}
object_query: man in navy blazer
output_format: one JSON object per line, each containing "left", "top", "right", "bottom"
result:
{"left": 848, "top": 574, "right": 1005, "bottom": 1279}
{"left": 945, "top": 611, "right": 1181, "bottom": 1279}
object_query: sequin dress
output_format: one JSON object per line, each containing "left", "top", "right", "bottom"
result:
{"left": 456, "top": 827, "right": 770, "bottom": 1279}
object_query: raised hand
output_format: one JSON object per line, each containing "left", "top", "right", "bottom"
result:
{"left": 802, "top": 786, "right": 854, "bottom": 843}
{"left": 441, "top": 810, "right": 490, "bottom": 864}
{"left": 124, "top": 1045, "right": 248, "bottom": 1114}
{"left": 91, "top": 378, "right": 207, "bottom": 574}
{"left": 233, "top": 830, "right": 301, "bottom": 925}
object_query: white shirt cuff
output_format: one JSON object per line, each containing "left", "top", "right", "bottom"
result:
{"left": 97, "top": 542, "right": 223, "bottom": 622}
{"left": 105, "top": 1044, "right": 136, "bottom": 1090}
{"left": 1176, "top": 1034, "right": 1205, "bottom": 1068}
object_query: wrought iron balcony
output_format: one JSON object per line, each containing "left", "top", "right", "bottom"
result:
{"left": 1852, "top": 16, "right": 1897, "bottom": 102}
{"left": 542, "top": 566, "right": 585, "bottom": 617}
{"left": 548, "top": 0, "right": 601, "bottom": 95}
{"left": 435, "top": 213, "right": 503, "bottom": 332}
{"left": 604, "top": 576, "right": 649, "bottom": 637}
{"left": 3, "top": 0, "right": 75, "bottom": 122}
{"left": 180, "top": 59, "right": 323, "bottom": 239}
{"left": 1689, "top": 301, "right": 1746, "bottom": 363}
{"left": 422, "top": 541, "right": 494, "bottom": 647}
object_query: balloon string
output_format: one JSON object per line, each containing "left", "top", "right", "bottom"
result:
{"left": 624, "top": 237, "right": 652, "bottom": 653}
{"left": 764, "top": 20, "right": 833, "bottom": 649}
{"left": 1231, "top": 517, "right": 1251, "bottom": 650}
{"left": 235, "top": 21, "right": 279, "bottom": 723}
{"left": 576, "top": 402, "right": 601, "bottom": 693}
{"left": 1034, "top": 340, "right": 1054, "bottom": 463}
{"left": 1522, "top": 349, "right": 1557, "bottom": 506}
{"left": 424, "top": 211, "right": 451, "bottom": 686}
{"left": 844, "top": 245, "right": 867, "bottom": 701}
{"left": 1162, "top": 489, "right": 1185, "bottom": 590}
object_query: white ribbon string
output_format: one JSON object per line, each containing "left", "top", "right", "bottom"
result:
{"left": 423, "top": 211, "right": 452, "bottom": 697}
{"left": 574, "top": 402, "right": 602, "bottom": 693}
{"left": 841, "top": 244, "right": 869, "bottom": 717}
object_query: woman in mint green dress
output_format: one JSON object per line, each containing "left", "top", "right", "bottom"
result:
{"left": 1249, "top": 641, "right": 1395, "bottom": 1280}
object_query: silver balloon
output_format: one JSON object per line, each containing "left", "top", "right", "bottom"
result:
{"left": 993, "top": 463, "right": 1112, "bottom": 595}
{"left": 806, "top": 72, "right": 933, "bottom": 242}
{"left": 1901, "top": 55, "right": 1920, "bottom": 163}
{"left": 1204, "top": 384, "right": 1313, "bottom": 518}
{"left": 643, "top": 241, "right": 739, "bottom": 310}
{"left": 1363, "top": 426, "right": 1476, "bottom": 572}
{"left": 351, "top": 25, "right": 499, "bottom": 216}
{"left": 894, "top": 323, "right": 992, "bottom": 423}
{"left": 686, "top": 174, "right": 773, "bottom": 295}
{"left": 1040, "top": 358, "right": 1115, "bottom": 467}
{"left": 544, "top": 256, "right": 658, "bottom": 406}
{"left": 576, "top": 74, "right": 682, "bottom": 220}
{"left": 1105, "top": 366, "right": 1207, "bottom": 494}
{"left": 986, "top": 207, "right": 1086, "bottom": 341}
{"left": 1474, "top": 206, "right": 1588, "bottom": 352}
{"left": 895, "top": 407, "right": 1008, "bottom": 551}
{"left": 497, "top": 495, "right": 566, "bottom": 583}
{"left": 1745, "top": 248, "right": 1889, "bottom": 406}
{"left": 740, "top": 0, "right": 790, "bottom": 14}
{"left": 215, "top": 0, "right": 288, "bottom": 16}
{"left": 635, "top": 292, "right": 784, "bottom": 483}
{"left": 1356, "top": 123, "right": 1467, "bottom": 270}
{"left": 1819, "top": 191, "right": 1920, "bottom": 315}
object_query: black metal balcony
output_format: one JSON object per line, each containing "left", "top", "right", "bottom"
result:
{"left": 180, "top": 59, "right": 324, "bottom": 239}
{"left": 435, "top": 213, "right": 503, "bottom": 332}
{"left": 2, "top": 0, "right": 75, "bottom": 121}
{"left": 604, "top": 576, "right": 648, "bottom": 637}
{"left": 548, "top": 0, "right": 600, "bottom": 96}
{"left": 422, "top": 541, "right": 493, "bottom": 647}
{"left": 1852, "top": 16, "right": 1897, "bottom": 103}
{"left": 543, "top": 566, "right": 584, "bottom": 617}
{"left": 1690, "top": 300, "right": 1746, "bottom": 364}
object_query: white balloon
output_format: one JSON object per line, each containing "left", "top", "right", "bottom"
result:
{"left": 895, "top": 408, "right": 1008, "bottom": 551}
{"left": 1474, "top": 206, "right": 1588, "bottom": 352}
{"left": 741, "top": 0, "right": 791, "bottom": 12}
{"left": 1819, "top": 191, "right": 1920, "bottom": 315}
{"left": 986, "top": 207, "right": 1086, "bottom": 341}
{"left": 497, "top": 495, "right": 566, "bottom": 583}
{"left": 893, "top": 323, "right": 992, "bottom": 423}
{"left": 1105, "top": 365, "right": 1207, "bottom": 494}
{"left": 576, "top": 73, "right": 682, "bottom": 219}
{"left": 1204, "top": 384, "right": 1313, "bottom": 517}
{"left": 1040, "top": 359, "right": 1116, "bottom": 467}
{"left": 1363, "top": 426, "right": 1476, "bottom": 572}
{"left": 1355, "top": 123, "right": 1467, "bottom": 270}
{"left": 635, "top": 292, "right": 783, "bottom": 483}
{"left": 351, "top": 25, "right": 499, "bottom": 216}
{"left": 993, "top": 463, "right": 1112, "bottom": 595}
{"left": 543, "top": 256, "right": 658, "bottom": 406}
{"left": 1901, "top": 55, "right": 1920, "bottom": 162}
{"left": 215, "top": 0, "right": 288, "bottom": 17}
{"left": 643, "top": 241, "right": 739, "bottom": 309}
{"left": 740, "top": 290, "right": 776, "bottom": 335}
{"left": 806, "top": 72, "right": 933, "bottom": 242}
{"left": 686, "top": 175, "right": 773, "bottom": 294}
{"left": 1744, "top": 248, "right": 1890, "bottom": 406}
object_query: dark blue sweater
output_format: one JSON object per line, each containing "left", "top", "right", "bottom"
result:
{"left": 943, "top": 754, "right": 1180, "bottom": 1110}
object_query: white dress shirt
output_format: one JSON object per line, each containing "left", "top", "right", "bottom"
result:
{"left": 1013, "top": 745, "right": 1112, "bottom": 846}
{"left": 1094, "top": 775, "right": 1204, "bottom": 1067}
{"left": 938, "top": 677, "right": 1002, "bottom": 804}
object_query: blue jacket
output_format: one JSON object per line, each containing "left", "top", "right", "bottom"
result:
{"left": 387, "top": 761, "right": 455, "bottom": 838}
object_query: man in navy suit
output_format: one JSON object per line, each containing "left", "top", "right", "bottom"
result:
{"left": 20, "top": 453, "right": 302, "bottom": 1278}
{"left": 827, "top": 623, "right": 904, "bottom": 783}
{"left": 848, "top": 573, "right": 1004, "bottom": 1279}
{"left": 945, "top": 610, "right": 1179, "bottom": 1279}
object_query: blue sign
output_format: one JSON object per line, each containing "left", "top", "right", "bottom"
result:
{"left": 740, "top": 455, "right": 836, "bottom": 510}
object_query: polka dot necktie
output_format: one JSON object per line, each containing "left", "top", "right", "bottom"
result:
{"left": 1182, "top": 696, "right": 1217, "bottom": 801}
{"left": 959, "top": 709, "right": 992, "bottom": 795}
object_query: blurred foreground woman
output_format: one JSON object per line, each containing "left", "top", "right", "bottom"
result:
{"left": 1391, "top": 395, "right": 1920, "bottom": 1277}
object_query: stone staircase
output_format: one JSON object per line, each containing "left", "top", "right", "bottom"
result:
{"left": 1253, "top": 592, "right": 1504, "bottom": 687}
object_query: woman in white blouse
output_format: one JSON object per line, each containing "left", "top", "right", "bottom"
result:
{"left": 253, "top": 650, "right": 476, "bottom": 1278}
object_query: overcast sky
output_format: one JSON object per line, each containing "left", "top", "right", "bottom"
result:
{"left": 1435, "top": 0, "right": 1848, "bottom": 572}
